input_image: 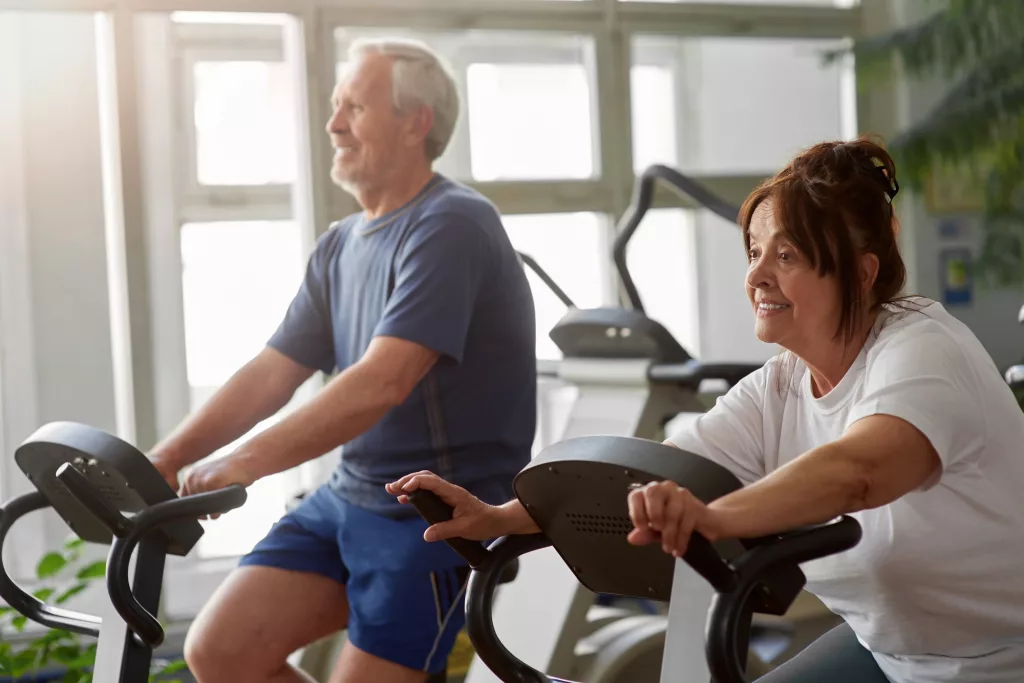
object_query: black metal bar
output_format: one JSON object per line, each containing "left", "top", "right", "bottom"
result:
{"left": 407, "top": 490, "right": 490, "bottom": 568}
{"left": 99, "top": 534, "right": 166, "bottom": 681}
{"left": 0, "top": 492, "right": 102, "bottom": 638}
{"left": 684, "top": 534, "right": 739, "bottom": 593}
{"left": 705, "top": 517, "right": 862, "bottom": 683}
{"left": 107, "top": 486, "right": 248, "bottom": 646}
{"left": 465, "top": 534, "right": 553, "bottom": 683}
{"left": 613, "top": 164, "right": 740, "bottom": 314}
{"left": 516, "top": 251, "right": 577, "bottom": 310}
{"left": 407, "top": 490, "right": 552, "bottom": 682}
{"left": 56, "top": 462, "right": 134, "bottom": 537}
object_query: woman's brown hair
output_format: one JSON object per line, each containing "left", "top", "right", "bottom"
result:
{"left": 738, "top": 135, "right": 907, "bottom": 348}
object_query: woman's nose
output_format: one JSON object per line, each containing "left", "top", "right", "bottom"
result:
{"left": 746, "top": 258, "right": 773, "bottom": 290}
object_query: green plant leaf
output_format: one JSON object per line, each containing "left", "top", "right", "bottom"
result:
{"left": 156, "top": 658, "right": 188, "bottom": 674}
{"left": 52, "top": 644, "right": 83, "bottom": 661}
{"left": 33, "top": 587, "right": 55, "bottom": 602}
{"left": 36, "top": 551, "right": 68, "bottom": 578}
{"left": 149, "top": 655, "right": 188, "bottom": 682}
{"left": 64, "top": 536, "right": 86, "bottom": 551}
{"left": 56, "top": 646, "right": 96, "bottom": 669}
{"left": 56, "top": 583, "right": 90, "bottom": 604}
{"left": 840, "top": 1, "right": 1024, "bottom": 78}
{"left": 10, "top": 647, "right": 38, "bottom": 675}
{"left": 62, "top": 670, "right": 91, "bottom": 683}
{"left": 12, "top": 615, "right": 27, "bottom": 632}
{"left": 76, "top": 561, "right": 106, "bottom": 580}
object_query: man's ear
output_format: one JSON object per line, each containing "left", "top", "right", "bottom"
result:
{"left": 404, "top": 104, "right": 434, "bottom": 150}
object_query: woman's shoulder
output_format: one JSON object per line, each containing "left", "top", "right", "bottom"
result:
{"left": 871, "top": 298, "right": 970, "bottom": 353}
{"left": 867, "top": 297, "right": 996, "bottom": 380}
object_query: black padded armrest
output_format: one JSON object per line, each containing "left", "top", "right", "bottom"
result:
{"left": 649, "top": 361, "right": 761, "bottom": 389}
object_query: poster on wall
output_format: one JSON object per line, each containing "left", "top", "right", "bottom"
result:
{"left": 940, "top": 247, "right": 973, "bottom": 306}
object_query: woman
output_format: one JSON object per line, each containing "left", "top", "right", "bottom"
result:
{"left": 386, "top": 137, "right": 1024, "bottom": 682}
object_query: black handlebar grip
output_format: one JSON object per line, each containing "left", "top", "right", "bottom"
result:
{"left": 407, "top": 490, "right": 490, "bottom": 568}
{"left": 682, "top": 533, "right": 738, "bottom": 593}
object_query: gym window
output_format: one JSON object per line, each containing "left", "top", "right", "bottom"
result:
{"left": 1, "top": 0, "right": 868, "bottom": 622}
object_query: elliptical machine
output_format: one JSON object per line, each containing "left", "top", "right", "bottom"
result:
{"left": 0, "top": 422, "right": 247, "bottom": 682}
{"left": 408, "top": 435, "right": 862, "bottom": 683}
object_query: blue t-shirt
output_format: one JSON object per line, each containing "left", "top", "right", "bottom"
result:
{"left": 268, "top": 174, "right": 537, "bottom": 517}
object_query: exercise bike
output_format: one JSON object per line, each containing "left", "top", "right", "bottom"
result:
{"left": 408, "top": 435, "right": 862, "bottom": 683}
{"left": 0, "top": 422, "right": 247, "bottom": 682}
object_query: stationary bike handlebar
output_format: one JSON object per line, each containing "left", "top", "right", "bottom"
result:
{"left": 408, "top": 489, "right": 861, "bottom": 683}
{"left": 0, "top": 492, "right": 103, "bottom": 638}
{"left": 0, "top": 464, "right": 248, "bottom": 648}
{"left": 55, "top": 463, "right": 248, "bottom": 646}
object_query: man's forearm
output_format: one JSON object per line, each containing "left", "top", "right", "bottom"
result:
{"left": 708, "top": 442, "right": 869, "bottom": 540}
{"left": 235, "top": 359, "right": 404, "bottom": 480}
{"left": 151, "top": 353, "right": 305, "bottom": 468}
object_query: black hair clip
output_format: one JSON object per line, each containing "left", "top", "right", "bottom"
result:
{"left": 869, "top": 157, "right": 899, "bottom": 203}
{"left": 883, "top": 174, "right": 900, "bottom": 203}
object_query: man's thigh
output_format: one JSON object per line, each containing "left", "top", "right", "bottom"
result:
{"left": 188, "top": 565, "right": 349, "bottom": 672}
{"left": 186, "top": 485, "right": 353, "bottom": 673}
{"left": 337, "top": 498, "right": 470, "bottom": 677}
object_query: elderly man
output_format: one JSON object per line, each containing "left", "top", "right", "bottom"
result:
{"left": 150, "top": 38, "right": 537, "bottom": 683}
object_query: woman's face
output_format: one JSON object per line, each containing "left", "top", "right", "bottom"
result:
{"left": 745, "top": 201, "right": 842, "bottom": 353}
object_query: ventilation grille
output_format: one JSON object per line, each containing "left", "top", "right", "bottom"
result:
{"left": 565, "top": 512, "right": 634, "bottom": 535}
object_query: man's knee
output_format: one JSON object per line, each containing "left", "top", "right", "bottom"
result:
{"left": 183, "top": 608, "right": 245, "bottom": 679}
{"left": 183, "top": 565, "right": 348, "bottom": 681}
{"left": 182, "top": 621, "right": 220, "bottom": 679}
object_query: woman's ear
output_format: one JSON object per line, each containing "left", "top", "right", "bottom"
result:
{"left": 860, "top": 252, "right": 880, "bottom": 300}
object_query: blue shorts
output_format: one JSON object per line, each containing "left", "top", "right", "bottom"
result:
{"left": 238, "top": 484, "right": 470, "bottom": 674}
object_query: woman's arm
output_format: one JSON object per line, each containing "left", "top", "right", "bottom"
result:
{"left": 635, "top": 414, "right": 941, "bottom": 555}
{"left": 706, "top": 414, "right": 941, "bottom": 539}
{"left": 386, "top": 471, "right": 540, "bottom": 541}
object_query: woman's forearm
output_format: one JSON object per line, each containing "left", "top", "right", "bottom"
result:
{"left": 498, "top": 499, "right": 541, "bottom": 535}
{"left": 707, "top": 441, "right": 868, "bottom": 540}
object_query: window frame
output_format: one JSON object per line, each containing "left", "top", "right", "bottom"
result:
{"left": 0, "top": 14, "right": 48, "bottom": 579}
{"left": 0, "top": 0, "right": 875, "bottom": 622}
{"left": 144, "top": 15, "right": 328, "bottom": 607}
{"left": 173, "top": 21, "right": 294, "bottom": 223}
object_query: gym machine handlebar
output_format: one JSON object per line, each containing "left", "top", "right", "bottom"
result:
{"left": 56, "top": 462, "right": 247, "bottom": 646}
{"left": 613, "top": 164, "right": 740, "bottom": 316}
{"left": 0, "top": 491, "right": 103, "bottom": 638}
{"left": 516, "top": 251, "right": 578, "bottom": 311}
{"left": 0, "top": 468, "right": 246, "bottom": 647}
{"left": 408, "top": 488, "right": 861, "bottom": 683}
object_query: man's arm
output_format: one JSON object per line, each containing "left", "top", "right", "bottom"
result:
{"left": 150, "top": 347, "right": 315, "bottom": 471}
{"left": 706, "top": 414, "right": 941, "bottom": 540}
{"left": 233, "top": 335, "right": 439, "bottom": 482}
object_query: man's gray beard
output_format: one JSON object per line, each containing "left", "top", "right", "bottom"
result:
{"left": 331, "top": 168, "right": 360, "bottom": 198}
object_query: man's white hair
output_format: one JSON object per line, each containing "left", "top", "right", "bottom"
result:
{"left": 348, "top": 37, "right": 460, "bottom": 161}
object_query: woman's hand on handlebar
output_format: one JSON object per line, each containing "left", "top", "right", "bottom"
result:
{"left": 627, "top": 481, "right": 722, "bottom": 557}
{"left": 386, "top": 471, "right": 540, "bottom": 542}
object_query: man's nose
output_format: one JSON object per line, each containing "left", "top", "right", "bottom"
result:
{"left": 326, "top": 106, "right": 347, "bottom": 136}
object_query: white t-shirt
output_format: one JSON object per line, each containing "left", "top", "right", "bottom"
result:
{"left": 666, "top": 299, "right": 1024, "bottom": 682}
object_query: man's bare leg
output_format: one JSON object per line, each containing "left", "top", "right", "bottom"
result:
{"left": 184, "top": 566, "right": 349, "bottom": 683}
{"left": 328, "top": 641, "right": 430, "bottom": 683}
